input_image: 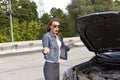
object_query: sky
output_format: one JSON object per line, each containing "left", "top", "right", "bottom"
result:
{"left": 33, "top": 0, "right": 71, "bottom": 17}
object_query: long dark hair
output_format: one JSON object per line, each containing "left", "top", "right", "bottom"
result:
{"left": 47, "top": 18, "right": 63, "bottom": 38}
{"left": 47, "top": 18, "right": 60, "bottom": 32}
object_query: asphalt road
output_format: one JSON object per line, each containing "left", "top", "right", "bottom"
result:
{"left": 0, "top": 46, "right": 95, "bottom": 80}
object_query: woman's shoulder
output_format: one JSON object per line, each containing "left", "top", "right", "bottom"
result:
{"left": 42, "top": 32, "right": 49, "bottom": 38}
{"left": 42, "top": 32, "right": 52, "bottom": 39}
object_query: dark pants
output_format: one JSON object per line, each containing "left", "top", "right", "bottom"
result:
{"left": 43, "top": 61, "right": 59, "bottom": 80}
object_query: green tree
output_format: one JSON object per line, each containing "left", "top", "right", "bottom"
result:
{"left": 50, "top": 7, "right": 65, "bottom": 18}
{"left": 0, "top": 0, "right": 11, "bottom": 42}
{"left": 112, "top": 0, "right": 120, "bottom": 10}
{"left": 41, "top": 13, "right": 51, "bottom": 25}
{"left": 39, "top": 13, "right": 51, "bottom": 39}
{"left": 0, "top": 0, "right": 40, "bottom": 42}
{"left": 91, "top": 0, "right": 113, "bottom": 12}
{"left": 12, "top": 0, "right": 38, "bottom": 23}
{"left": 66, "top": 0, "right": 115, "bottom": 36}
{"left": 13, "top": 18, "right": 22, "bottom": 41}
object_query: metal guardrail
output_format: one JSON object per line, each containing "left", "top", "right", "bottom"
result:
{"left": 0, "top": 37, "right": 83, "bottom": 55}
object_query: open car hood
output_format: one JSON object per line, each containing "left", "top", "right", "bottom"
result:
{"left": 76, "top": 11, "right": 120, "bottom": 53}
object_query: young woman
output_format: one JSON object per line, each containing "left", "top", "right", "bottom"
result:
{"left": 42, "top": 18, "right": 70, "bottom": 80}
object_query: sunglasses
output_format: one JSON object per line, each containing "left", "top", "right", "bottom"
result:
{"left": 52, "top": 24, "right": 60, "bottom": 28}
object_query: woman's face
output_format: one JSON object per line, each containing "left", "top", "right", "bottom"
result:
{"left": 50, "top": 21, "right": 60, "bottom": 34}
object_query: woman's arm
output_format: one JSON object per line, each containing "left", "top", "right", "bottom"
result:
{"left": 42, "top": 35, "right": 50, "bottom": 55}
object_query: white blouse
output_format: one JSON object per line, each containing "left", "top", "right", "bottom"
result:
{"left": 56, "top": 36, "right": 62, "bottom": 61}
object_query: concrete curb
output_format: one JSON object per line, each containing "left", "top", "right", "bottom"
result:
{"left": 0, "top": 37, "right": 84, "bottom": 56}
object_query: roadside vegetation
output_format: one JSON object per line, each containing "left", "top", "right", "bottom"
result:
{"left": 0, "top": 0, "right": 120, "bottom": 42}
